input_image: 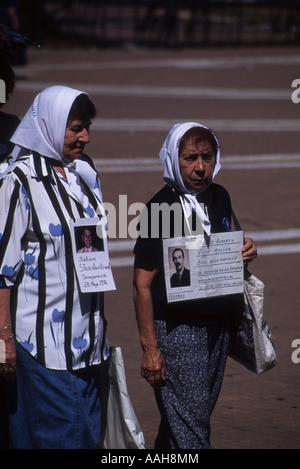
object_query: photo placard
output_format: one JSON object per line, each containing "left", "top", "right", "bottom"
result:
{"left": 70, "top": 218, "right": 116, "bottom": 293}
{"left": 163, "top": 231, "right": 244, "bottom": 303}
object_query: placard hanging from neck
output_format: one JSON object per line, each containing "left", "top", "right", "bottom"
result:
{"left": 70, "top": 218, "right": 116, "bottom": 293}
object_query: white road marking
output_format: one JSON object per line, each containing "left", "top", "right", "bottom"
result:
{"left": 14, "top": 54, "right": 300, "bottom": 74}
{"left": 108, "top": 228, "right": 300, "bottom": 266}
{"left": 15, "top": 81, "right": 291, "bottom": 101}
{"left": 94, "top": 154, "right": 300, "bottom": 171}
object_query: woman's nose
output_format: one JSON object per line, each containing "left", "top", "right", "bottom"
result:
{"left": 79, "top": 128, "right": 90, "bottom": 143}
{"left": 195, "top": 157, "right": 205, "bottom": 172}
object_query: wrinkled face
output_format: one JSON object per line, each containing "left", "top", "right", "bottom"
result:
{"left": 63, "top": 118, "right": 91, "bottom": 161}
{"left": 178, "top": 137, "right": 216, "bottom": 192}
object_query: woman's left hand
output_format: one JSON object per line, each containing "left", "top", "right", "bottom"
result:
{"left": 242, "top": 237, "right": 258, "bottom": 263}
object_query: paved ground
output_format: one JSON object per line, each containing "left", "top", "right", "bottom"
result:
{"left": 5, "top": 43, "right": 300, "bottom": 449}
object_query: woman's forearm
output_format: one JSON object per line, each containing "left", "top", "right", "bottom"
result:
{"left": 0, "top": 288, "right": 11, "bottom": 332}
{"left": 133, "top": 282, "right": 159, "bottom": 353}
{"left": 133, "top": 263, "right": 166, "bottom": 387}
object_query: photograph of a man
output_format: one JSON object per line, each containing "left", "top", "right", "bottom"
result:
{"left": 77, "top": 227, "right": 102, "bottom": 253}
{"left": 170, "top": 247, "right": 190, "bottom": 288}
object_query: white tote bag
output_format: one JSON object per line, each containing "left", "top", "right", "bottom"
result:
{"left": 229, "top": 271, "right": 277, "bottom": 374}
{"left": 229, "top": 210, "right": 277, "bottom": 374}
{"left": 100, "top": 347, "right": 145, "bottom": 449}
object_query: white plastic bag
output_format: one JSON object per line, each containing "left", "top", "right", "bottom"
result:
{"left": 101, "top": 347, "right": 145, "bottom": 449}
{"left": 229, "top": 272, "right": 277, "bottom": 374}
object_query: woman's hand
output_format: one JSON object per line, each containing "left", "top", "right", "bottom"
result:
{"left": 0, "top": 289, "right": 16, "bottom": 379}
{"left": 0, "top": 327, "right": 17, "bottom": 380}
{"left": 133, "top": 255, "right": 165, "bottom": 389}
{"left": 141, "top": 348, "right": 166, "bottom": 389}
{"left": 242, "top": 237, "right": 258, "bottom": 264}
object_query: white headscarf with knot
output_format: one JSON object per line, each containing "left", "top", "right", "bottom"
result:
{"left": 10, "top": 85, "right": 100, "bottom": 202}
{"left": 159, "top": 122, "right": 221, "bottom": 236}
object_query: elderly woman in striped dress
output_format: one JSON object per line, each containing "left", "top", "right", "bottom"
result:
{"left": 0, "top": 86, "right": 111, "bottom": 449}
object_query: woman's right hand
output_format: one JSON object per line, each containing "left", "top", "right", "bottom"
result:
{"left": 0, "top": 333, "right": 16, "bottom": 380}
{"left": 141, "top": 348, "right": 166, "bottom": 389}
{"left": 0, "top": 290, "right": 16, "bottom": 379}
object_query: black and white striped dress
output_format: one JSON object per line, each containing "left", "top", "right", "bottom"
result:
{"left": 0, "top": 152, "right": 109, "bottom": 370}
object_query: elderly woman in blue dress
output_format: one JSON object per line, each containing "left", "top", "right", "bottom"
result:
{"left": 133, "top": 122, "right": 257, "bottom": 449}
{"left": 0, "top": 86, "right": 111, "bottom": 448}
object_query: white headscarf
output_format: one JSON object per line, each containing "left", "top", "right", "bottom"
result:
{"left": 10, "top": 85, "right": 99, "bottom": 197}
{"left": 159, "top": 122, "right": 221, "bottom": 236}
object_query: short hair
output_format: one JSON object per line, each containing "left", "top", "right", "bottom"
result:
{"left": 67, "top": 93, "right": 96, "bottom": 124}
{"left": 179, "top": 127, "right": 218, "bottom": 157}
{"left": 172, "top": 248, "right": 184, "bottom": 258}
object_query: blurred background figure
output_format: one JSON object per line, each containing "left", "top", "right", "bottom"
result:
{"left": 0, "top": 53, "right": 20, "bottom": 167}
{"left": 0, "top": 0, "right": 28, "bottom": 64}
{"left": 0, "top": 0, "right": 19, "bottom": 31}
{"left": 0, "top": 2, "right": 23, "bottom": 443}
{"left": 0, "top": 51, "right": 20, "bottom": 449}
{"left": 0, "top": 0, "right": 39, "bottom": 169}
